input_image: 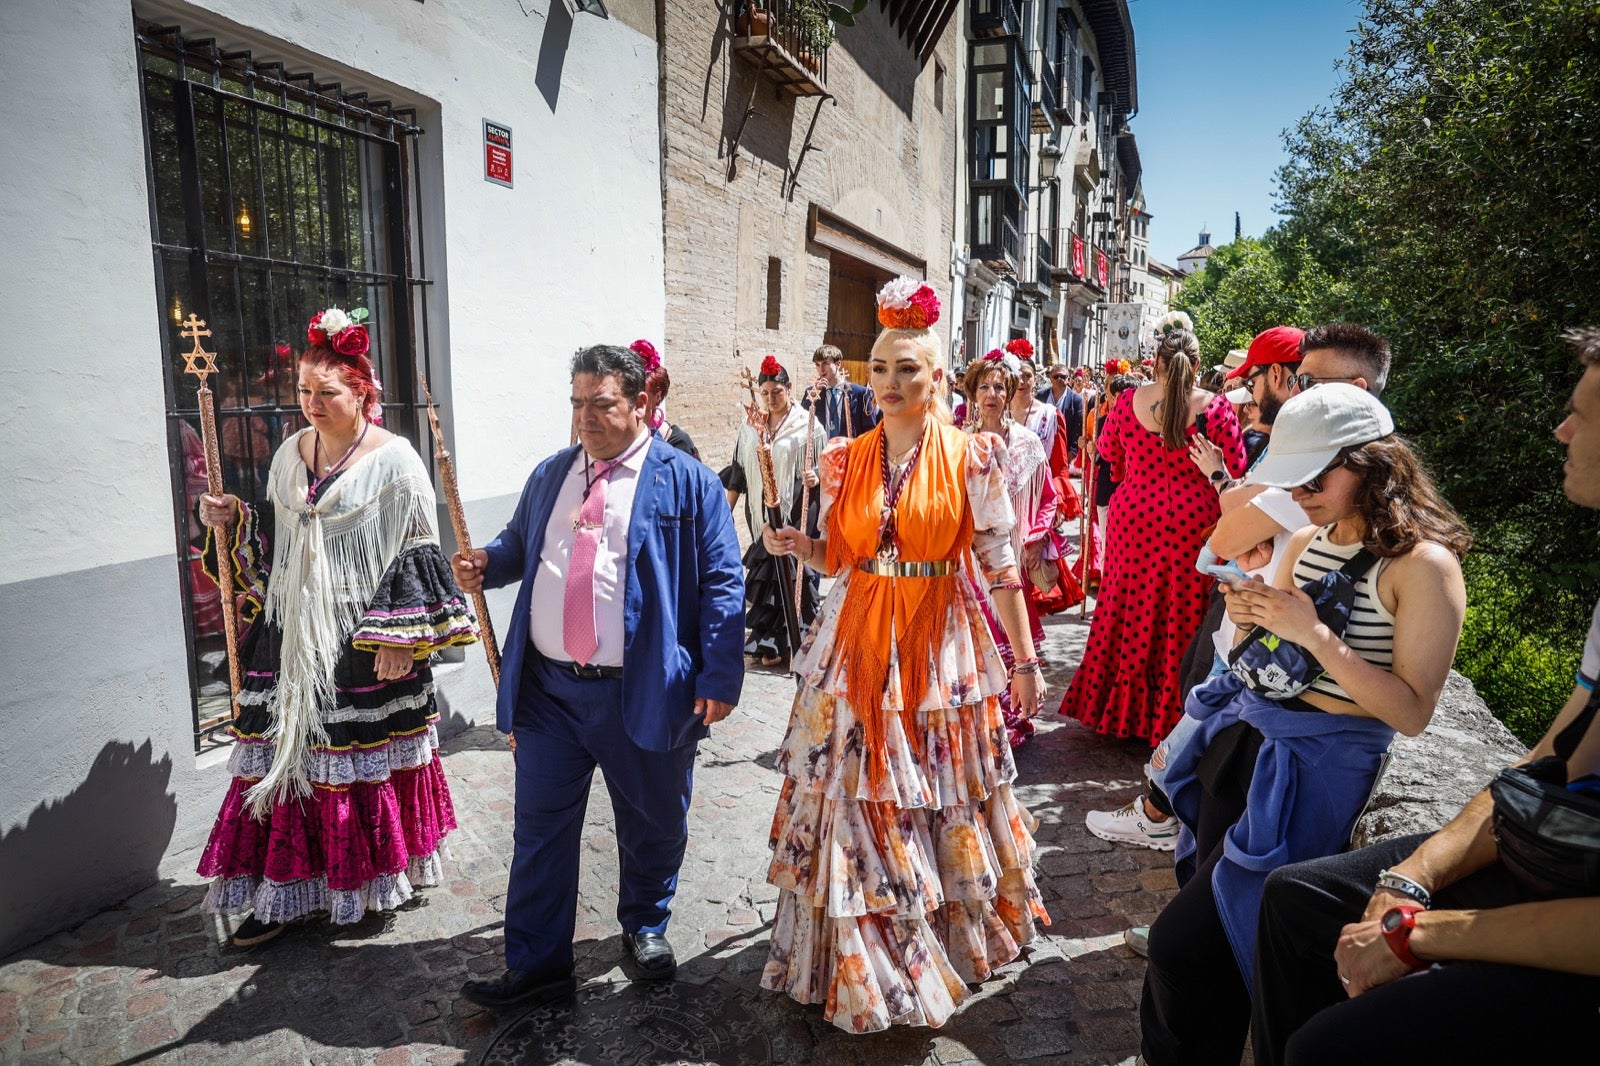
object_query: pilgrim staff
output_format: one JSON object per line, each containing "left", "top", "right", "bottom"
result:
{"left": 181, "top": 315, "right": 243, "bottom": 712}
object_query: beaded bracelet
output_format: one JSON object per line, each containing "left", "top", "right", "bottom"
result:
{"left": 990, "top": 581, "right": 1025, "bottom": 592}
{"left": 1011, "top": 660, "right": 1041, "bottom": 676}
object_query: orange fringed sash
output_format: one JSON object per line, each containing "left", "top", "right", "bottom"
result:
{"left": 826, "top": 422, "right": 974, "bottom": 791}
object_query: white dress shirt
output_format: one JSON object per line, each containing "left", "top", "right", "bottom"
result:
{"left": 529, "top": 429, "right": 651, "bottom": 667}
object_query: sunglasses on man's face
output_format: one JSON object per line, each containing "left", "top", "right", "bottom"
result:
{"left": 1301, "top": 454, "right": 1348, "bottom": 494}
{"left": 1291, "top": 372, "right": 1360, "bottom": 393}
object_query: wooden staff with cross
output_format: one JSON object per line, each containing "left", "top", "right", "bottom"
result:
{"left": 180, "top": 315, "right": 243, "bottom": 715}
{"left": 418, "top": 372, "right": 501, "bottom": 689}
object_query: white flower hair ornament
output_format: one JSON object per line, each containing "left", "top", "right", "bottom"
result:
{"left": 1152, "top": 310, "right": 1195, "bottom": 336}
{"left": 875, "top": 276, "right": 941, "bottom": 330}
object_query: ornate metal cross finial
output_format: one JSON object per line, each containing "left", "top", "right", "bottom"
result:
{"left": 179, "top": 314, "right": 219, "bottom": 382}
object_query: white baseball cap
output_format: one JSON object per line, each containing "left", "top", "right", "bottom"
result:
{"left": 1224, "top": 386, "right": 1252, "bottom": 406}
{"left": 1247, "top": 383, "right": 1394, "bottom": 488}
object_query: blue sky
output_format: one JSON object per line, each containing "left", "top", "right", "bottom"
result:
{"left": 1126, "top": 0, "right": 1361, "bottom": 263}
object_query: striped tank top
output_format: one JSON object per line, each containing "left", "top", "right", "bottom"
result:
{"left": 1292, "top": 527, "right": 1395, "bottom": 704}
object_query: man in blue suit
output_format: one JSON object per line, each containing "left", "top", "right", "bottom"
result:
{"left": 801, "top": 344, "right": 877, "bottom": 438}
{"left": 451, "top": 344, "right": 745, "bottom": 1011}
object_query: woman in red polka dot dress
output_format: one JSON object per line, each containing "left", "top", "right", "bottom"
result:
{"left": 1061, "top": 319, "right": 1247, "bottom": 744}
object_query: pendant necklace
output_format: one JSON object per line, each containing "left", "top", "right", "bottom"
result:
{"left": 876, "top": 428, "right": 924, "bottom": 562}
{"left": 306, "top": 421, "right": 371, "bottom": 505}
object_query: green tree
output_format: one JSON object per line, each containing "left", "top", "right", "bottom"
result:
{"left": 1172, "top": 235, "right": 1346, "bottom": 367}
{"left": 1270, "top": 0, "right": 1600, "bottom": 739}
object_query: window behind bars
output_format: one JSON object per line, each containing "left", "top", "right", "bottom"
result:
{"left": 135, "top": 19, "right": 437, "bottom": 749}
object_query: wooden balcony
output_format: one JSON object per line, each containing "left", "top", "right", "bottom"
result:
{"left": 732, "top": 0, "right": 829, "bottom": 97}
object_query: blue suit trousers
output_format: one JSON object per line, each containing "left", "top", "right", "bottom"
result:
{"left": 504, "top": 650, "right": 699, "bottom": 973}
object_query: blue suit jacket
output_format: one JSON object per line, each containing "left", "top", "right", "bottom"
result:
{"left": 480, "top": 437, "right": 746, "bottom": 750}
{"left": 803, "top": 381, "right": 878, "bottom": 439}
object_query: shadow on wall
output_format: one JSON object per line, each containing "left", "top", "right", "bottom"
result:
{"left": 537, "top": 1, "right": 574, "bottom": 112}
{"left": 0, "top": 740, "right": 178, "bottom": 958}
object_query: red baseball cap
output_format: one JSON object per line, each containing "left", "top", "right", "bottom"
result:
{"left": 1225, "top": 326, "right": 1305, "bottom": 381}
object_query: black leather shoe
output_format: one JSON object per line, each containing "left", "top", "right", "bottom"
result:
{"left": 622, "top": 931, "right": 676, "bottom": 980}
{"left": 460, "top": 967, "right": 577, "bottom": 1011}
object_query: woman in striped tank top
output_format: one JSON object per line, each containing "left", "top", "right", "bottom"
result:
{"left": 1139, "top": 384, "right": 1473, "bottom": 1066}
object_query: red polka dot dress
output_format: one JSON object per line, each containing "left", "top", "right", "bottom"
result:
{"left": 1060, "top": 388, "right": 1246, "bottom": 744}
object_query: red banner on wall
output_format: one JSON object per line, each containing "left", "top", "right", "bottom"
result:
{"left": 1071, "top": 234, "right": 1086, "bottom": 278}
{"left": 1096, "top": 250, "right": 1110, "bottom": 290}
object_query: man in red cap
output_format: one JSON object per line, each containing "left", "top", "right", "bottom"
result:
{"left": 1225, "top": 325, "right": 1306, "bottom": 429}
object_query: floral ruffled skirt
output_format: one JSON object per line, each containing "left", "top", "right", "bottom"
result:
{"left": 761, "top": 572, "right": 1050, "bottom": 1032}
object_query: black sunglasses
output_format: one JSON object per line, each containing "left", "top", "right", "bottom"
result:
{"left": 1301, "top": 454, "right": 1348, "bottom": 494}
{"left": 1291, "top": 372, "right": 1360, "bottom": 393}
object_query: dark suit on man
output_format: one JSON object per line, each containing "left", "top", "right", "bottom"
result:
{"left": 1038, "top": 386, "right": 1084, "bottom": 459}
{"left": 479, "top": 436, "right": 744, "bottom": 974}
{"left": 803, "top": 380, "right": 877, "bottom": 439}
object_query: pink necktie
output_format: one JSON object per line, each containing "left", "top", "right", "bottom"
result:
{"left": 563, "top": 456, "right": 616, "bottom": 665}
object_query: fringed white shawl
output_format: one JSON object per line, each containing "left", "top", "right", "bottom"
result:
{"left": 733, "top": 404, "right": 826, "bottom": 537}
{"left": 250, "top": 431, "right": 438, "bottom": 816}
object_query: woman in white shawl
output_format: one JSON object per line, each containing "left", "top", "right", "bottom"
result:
{"left": 963, "top": 352, "right": 1058, "bottom": 746}
{"left": 721, "top": 355, "right": 827, "bottom": 666}
{"left": 196, "top": 307, "right": 477, "bottom": 948}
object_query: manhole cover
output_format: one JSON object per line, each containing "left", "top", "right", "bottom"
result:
{"left": 480, "top": 979, "right": 773, "bottom": 1066}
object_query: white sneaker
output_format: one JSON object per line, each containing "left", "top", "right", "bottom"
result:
{"left": 1085, "top": 796, "right": 1179, "bottom": 852}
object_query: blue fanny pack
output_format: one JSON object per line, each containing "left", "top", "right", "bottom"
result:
{"left": 1227, "top": 548, "right": 1378, "bottom": 700}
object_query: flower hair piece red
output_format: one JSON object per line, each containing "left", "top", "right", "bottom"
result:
{"left": 759, "top": 354, "right": 785, "bottom": 378}
{"left": 875, "top": 276, "right": 941, "bottom": 330}
{"left": 983, "top": 348, "right": 1005, "bottom": 362}
{"left": 630, "top": 338, "right": 662, "bottom": 373}
{"left": 307, "top": 306, "right": 370, "bottom": 358}
{"left": 1005, "top": 337, "right": 1034, "bottom": 359}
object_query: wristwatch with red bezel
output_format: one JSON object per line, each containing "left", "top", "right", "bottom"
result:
{"left": 1381, "top": 905, "right": 1425, "bottom": 970}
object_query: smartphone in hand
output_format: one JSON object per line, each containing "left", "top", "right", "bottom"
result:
{"left": 1203, "top": 560, "right": 1251, "bottom": 587}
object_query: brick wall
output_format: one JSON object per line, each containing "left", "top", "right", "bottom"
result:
{"left": 660, "top": 0, "right": 960, "bottom": 469}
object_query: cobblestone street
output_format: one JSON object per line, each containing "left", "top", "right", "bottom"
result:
{"left": 1, "top": 606, "right": 1176, "bottom": 1065}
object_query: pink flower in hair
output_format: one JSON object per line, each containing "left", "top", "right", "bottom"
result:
{"left": 630, "top": 338, "right": 661, "bottom": 373}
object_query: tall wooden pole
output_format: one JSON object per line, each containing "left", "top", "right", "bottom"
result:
{"left": 419, "top": 374, "right": 501, "bottom": 689}
{"left": 180, "top": 315, "right": 242, "bottom": 714}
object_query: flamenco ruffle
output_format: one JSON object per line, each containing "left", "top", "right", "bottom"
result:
{"left": 199, "top": 755, "right": 456, "bottom": 920}
{"left": 204, "top": 850, "right": 446, "bottom": 925}
{"left": 226, "top": 722, "right": 441, "bottom": 786}
{"left": 348, "top": 545, "right": 479, "bottom": 657}
{"left": 761, "top": 878, "right": 1046, "bottom": 1032}
{"left": 774, "top": 684, "right": 1014, "bottom": 810}
{"left": 768, "top": 772, "right": 1044, "bottom": 921}
{"left": 764, "top": 681, "right": 1049, "bottom": 1033}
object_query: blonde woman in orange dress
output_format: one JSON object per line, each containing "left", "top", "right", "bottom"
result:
{"left": 759, "top": 278, "right": 1051, "bottom": 1033}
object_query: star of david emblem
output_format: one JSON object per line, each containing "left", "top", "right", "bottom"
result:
{"left": 179, "top": 314, "right": 218, "bottom": 383}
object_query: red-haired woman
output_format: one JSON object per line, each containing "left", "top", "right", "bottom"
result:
{"left": 196, "top": 306, "right": 478, "bottom": 948}
{"left": 633, "top": 338, "right": 700, "bottom": 461}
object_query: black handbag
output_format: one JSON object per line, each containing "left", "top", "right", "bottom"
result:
{"left": 1227, "top": 549, "right": 1377, "bottom": 700}
{"left": 1489, "top": 687, "right": 1600, "bottom": 898}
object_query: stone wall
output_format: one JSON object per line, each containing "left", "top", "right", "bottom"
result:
{"left": 1352, "top": 670, "right": 1527, "bottom": 848}
{"left": 659, "top": 1, "right": 960, "bottom": 468}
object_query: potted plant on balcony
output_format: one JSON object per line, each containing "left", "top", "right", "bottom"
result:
{"left": 793, "top": 0, "right": 865, "bottom": 71}
{"left": 734, "top": 1, "right": 771, "bottom": 38}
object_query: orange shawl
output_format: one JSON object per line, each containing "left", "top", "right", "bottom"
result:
{"left": 826, "top": 421, "right": 974, "bottom": 788}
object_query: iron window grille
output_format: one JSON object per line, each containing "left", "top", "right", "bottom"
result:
{"left": 134, "top": 17, "right": 438, "bottom": 750}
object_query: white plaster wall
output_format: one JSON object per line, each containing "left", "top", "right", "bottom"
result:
{"left": 0, "top": 0, "right": 179, "bottom": 585}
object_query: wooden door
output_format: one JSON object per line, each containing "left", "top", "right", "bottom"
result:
{"left": 824, "top": 254, "right": 894, "bottom": 384}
